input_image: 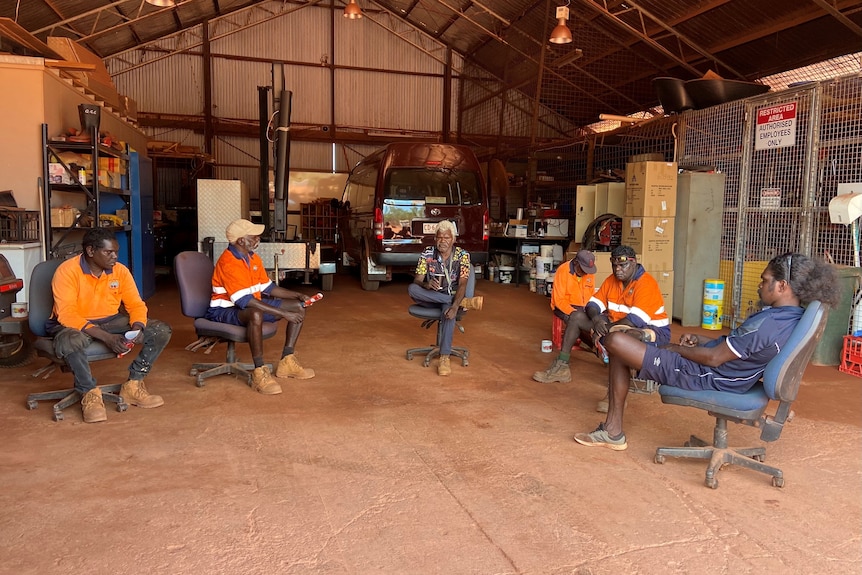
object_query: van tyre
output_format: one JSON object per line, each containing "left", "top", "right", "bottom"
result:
{"left": 360, "top": 247, "right": 379, "bottom": 291}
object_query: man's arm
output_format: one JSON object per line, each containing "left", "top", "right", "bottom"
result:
{"left": 664, "top": 339, "right": 737, "bottom": 367}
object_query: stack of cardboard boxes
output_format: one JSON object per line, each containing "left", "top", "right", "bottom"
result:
{"left": 622, "top": 161, "right": 677, "bottom": 314}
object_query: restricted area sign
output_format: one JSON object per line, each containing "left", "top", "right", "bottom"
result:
{"left": 755, "top": 101, "right": 797, "bottom": 150}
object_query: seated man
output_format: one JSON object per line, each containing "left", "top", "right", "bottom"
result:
{"left": 408, "top": 220, "right": 483, "bottom": 376}
{"left": 206, "top": 219, "right": 317, "bottom": 395}
{"left": 532, "top": 249, "right": 597, "bottom": 384}
{"left": 586, "top": 245, "right": 671, "bottom": 412}
{"left": 574, "top": 253, "right": 840, "bottom": 451}
{"left": 48, "top": 228, "right": 172, "bottom": 423}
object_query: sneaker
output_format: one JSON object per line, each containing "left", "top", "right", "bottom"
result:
{"left": 532, "top": 359, "right": 571, "bottom": 383}
{"left": 120, "top": 379, "right": 164, "bottom": 408}
{"left": 460, "top": 296, "right": 483, "bottom": 311}
{"left": 251, "top": 366, "right": 283, "bottom": 395}
{"left": 438, "top": 355, "right": 452, "bottom": 376}
{"left": 275, "top": 354, "right": 315, "bottom": 379}
{"left": 573, "top": 423, "right": 628, "bottom": 451}
{"left": 81, "top": 387, "right": 107, "bottom": 423}
{"left": 594, "top": 339, "right": 609, "bottom": 364}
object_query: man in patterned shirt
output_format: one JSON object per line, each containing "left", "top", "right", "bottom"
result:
{"left": 408, "top": 220, "right": 483, "bottom": 376}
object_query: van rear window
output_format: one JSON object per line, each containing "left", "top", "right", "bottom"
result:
{"left": 385, "top": 169, "right": 481, "bottom": 205}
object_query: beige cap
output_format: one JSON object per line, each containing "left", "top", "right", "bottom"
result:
{"left": 226, "top": 219, "right": 265, "bottom": 243}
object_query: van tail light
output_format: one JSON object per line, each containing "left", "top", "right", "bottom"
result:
{"left": 483, "top": 210, "right": 489, "bottom": 241}
{"left": 374, "top": 208, "right": 384, "bottom": 240}
{"left": 0, "top": 279, "right": 23, "bottom": 293}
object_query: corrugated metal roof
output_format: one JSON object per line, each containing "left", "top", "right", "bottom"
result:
{"left": 4, "top": 0, "right": 861, "bottom": 134}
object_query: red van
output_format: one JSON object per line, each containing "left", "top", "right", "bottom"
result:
{"left": 336, "top": 143, "right": 489, "bottom": 290}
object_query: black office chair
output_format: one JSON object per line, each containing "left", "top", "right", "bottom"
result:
{"left": 654, "top": 301, "right": 828, "bottom": 489}
{"left": 406, "top": 266, "right": 476, "bottom": 367}
{"left": 174, "top": 251, "right": 277, "bottom": 387}
{"left": 25, "top": 258, "right": 128, "bottom": 421}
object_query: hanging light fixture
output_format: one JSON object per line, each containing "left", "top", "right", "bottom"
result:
{"left": 145, "top": 0, "right": 176, "bottom": 6}
{"left": 343, "top": 0, "right": 363, "bottom": 19}
{"left": 549, "top": 4, "right": 573, "bottom": 44}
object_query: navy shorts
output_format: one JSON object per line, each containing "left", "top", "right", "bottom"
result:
{"left": 638, "top": 345, "right": 717, "bottom": 391}
{"left": 205, "top": 297, "right": 283, "bottom": 326}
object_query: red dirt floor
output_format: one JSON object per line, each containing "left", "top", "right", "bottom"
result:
{"left": 1, "top": 270, "right": 860, "bottom": 575}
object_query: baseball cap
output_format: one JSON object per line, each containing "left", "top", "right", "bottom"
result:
{"left": 226, "top": 219, "right": 265, "bottom": 243}
{"left": 576, "top": 249, "right": 597, "bottom": 274}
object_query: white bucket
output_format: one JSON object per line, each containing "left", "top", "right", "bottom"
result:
{"left": 541, "top": 339, "right": 553, "bottom": 353}
{"left": 540, "top": 245, "right": 555, "bottom": 258}
{"left": 11, "top": 301, "right": 28, "bottom": 318}
{"left": 545, "top": 277, "right": 554, "bottom": 296}
{"left": 499, "top": 266, "right": 515, "bottom": 284}
{"left": 535, "top": 256, "right": 553, "bottom": 279}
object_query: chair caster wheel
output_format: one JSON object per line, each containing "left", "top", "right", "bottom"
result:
{"left": 772, "top": 476, "right": 785, "bottom": 488}
{"left": 53, "top": 411, "right": 64, "bottom": 422}
{"left": 705, "top": 477, "right": 718, "bottom": 489}
{"left": 117, "top": 402, "right": 129, "bottom": 413}
{"left": 462, "top": 359, "right": 469, "bottom": 367}
{"left": 195, "top": 376, "right": 206, "bottom": 387}
{"left": 190, "top": 368, "right": 199, "bottom": 376}
{"left": 26, "top": 400, "right": 37, "bottom": 410}
{"left": 654, "top": 454, "right": 665, "bottom": 464}
{"left": 406, "top": 353, "right": 413, "bottom": 360}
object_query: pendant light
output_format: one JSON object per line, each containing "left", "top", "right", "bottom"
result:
{"left": 344, "top": 0, "right": 363, "bottom": 19}
{"left": 549, "top": 5, "right": 573, "bottom": 45}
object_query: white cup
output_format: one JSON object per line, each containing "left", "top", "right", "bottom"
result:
{"left": 11, "top": 301, "right": 28, "bottom": 318}
{"left": 541, "top": 339, "right": 553, "bottom": 353}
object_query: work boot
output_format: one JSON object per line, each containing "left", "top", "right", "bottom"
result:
{"left": 251, "top": 366, "right": 282, "bottom": 395}
{"left": 532, "top": 359, "right": 572, "bottom": 383}
{"left": 275, "top": 354, "right": 315, "bottom": 379}
{"left": 438, "top": 355, "right": 452, "bottom": 376}
{"left": 120, "top": 379, "right": 165, "bottom": 408}
{"left": 81, "top": 387, "right": 107, "bottom": 423}
{"left": 460, "top": 296, "right": 484, "bottom": 311}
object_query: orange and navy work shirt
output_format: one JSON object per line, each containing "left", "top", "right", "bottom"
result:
{"left": 51, "top": 254, "right": 148, "bottom": 331}
{"left": 550, "top": 259, "right": 596, "bottom": 313}
{"left": 587, "top": 264, "right": 670, "bottom": 343}
{"left": 210, "top": 244, "right": 275, "bottom": 309}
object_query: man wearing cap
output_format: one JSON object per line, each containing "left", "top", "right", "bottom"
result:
{"left": 586, "top": 245, "right": 670, "bottom": 411}
{"left": 206, "top": 219, "right": 316, "bottom": 395}
{"left": 532, "top": 249, "right": 597, "bottom": 384}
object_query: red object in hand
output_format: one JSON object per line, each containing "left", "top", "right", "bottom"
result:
{"left": 302, "top": 293, "right": 324, "bottom": 308}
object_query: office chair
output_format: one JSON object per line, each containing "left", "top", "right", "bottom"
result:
{"left": 654, "top": 301, "right": 828, "bottom": 489}
{"left": 174, "top": 251, "right": 277, "bottom": 387}
{"left": 25, "top": 258, "right": 128, "bottom": 421}
{"left": 406, "top": 265, "right": 475, "bottom": 367}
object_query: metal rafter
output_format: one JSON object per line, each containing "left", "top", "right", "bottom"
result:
{"left": 578, "top": 0, "right": 746, "bottom": 79}
{"left": 808, "top": 0, "right": 862, "bottom": 37}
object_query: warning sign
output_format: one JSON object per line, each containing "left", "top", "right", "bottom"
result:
{"left": 755, "top": 102, "right": 797, "bottom": 151}
{"left": 761, "top": 187, "right": 781, "bottom": 208}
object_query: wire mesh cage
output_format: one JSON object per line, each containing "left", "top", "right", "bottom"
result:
{"left": 0, "top": 210, "right": 41, "bottom": 242}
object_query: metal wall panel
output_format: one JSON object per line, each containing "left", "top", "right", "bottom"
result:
{"left": 334, "top": 69, "right": 442, "bottom": 131}
{"left": 112, "top": 52, "right": 204, "bottom": 116}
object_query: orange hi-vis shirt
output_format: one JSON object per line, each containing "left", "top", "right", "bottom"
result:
{"left": 550, "top": 260, "right": 596, "bottom": 313}
{"left": 588, "top": 265, "right": 669, "bottom": 329}
{"left": 52, "top": 255, "right": 148, "bottom": 331}
{"left": 210, "top": 245, "right": 274, "bottom": 309}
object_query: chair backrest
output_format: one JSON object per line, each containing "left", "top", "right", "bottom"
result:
{"left": 174, "top": 251, "right": 216, "bottom": 320}
{"left": 762, "top": 301, "right": 828, "bottom": 402}
{"left": 464, "top": 262, "right": 476, "bottom": 299}
{"left": 28, "top": 258, "right": 65, "bottom": 338}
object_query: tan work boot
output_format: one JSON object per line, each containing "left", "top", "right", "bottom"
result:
{"left": 275, "top": 354, "right": 315, "bottom": 379}
{"left": 251, "top": 366, "right": 282, "bottom": 395}
{"left": 121, "top": 379, "right": 165, "bottom": 408}
{"left": 532, "top": 359, "right": 572, "bottom": 383}
{"left": 438, "top": 355, "right": 452, "bottom": 376}
{"left": 81, "top": 387, "right": 107, "bottom": 423}
{"left": 460, "top": 296, "right": 484, "bottom": 311}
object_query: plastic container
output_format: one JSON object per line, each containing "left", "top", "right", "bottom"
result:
{"left": 702, "top": 279, "right": 725, "bottom": 330}
{"left": 498, "top": 266, "right": 514, "bottom": 284}
{"left": 535, "top": 256, "right": 553, "bottom": 279}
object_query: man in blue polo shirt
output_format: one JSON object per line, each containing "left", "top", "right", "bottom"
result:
{"left": 574, "top": 253, "right": 841, "bottom": 450}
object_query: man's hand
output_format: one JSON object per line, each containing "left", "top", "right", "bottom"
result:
{"left": 592, "top": 314, "right": 610, "bottom": 337}
{"left": 444, "top": 305, "right": 457, "bottom": 320}
{"left": 679, "top": 333, "right": 699, "bottom": 347}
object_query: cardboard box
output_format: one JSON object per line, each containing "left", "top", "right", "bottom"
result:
{"left": 649, "top": 269, "right": 674, "bottom": 317}
{"left": 115, "top": 209, "right": 129, "bottom": 224}
{"left": 50, "top": 207, "right": 79, "bottom": 227}
{"left": 622, "top": 216, "right": 675, "bottom": 270}
{"left": 595, "top": 182, "right": 626, "bottom": 218}
{"left": 511, "top": 225, "right": 527, "bottom": 238}
{"left": 625, "top": 161, "right": 678, "bottom": 217}
{"left": 48, "top": 163, "right": 74, "bottom": 185}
